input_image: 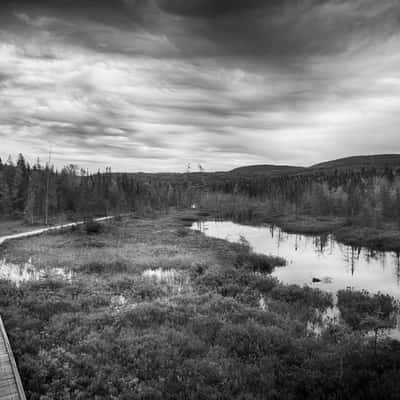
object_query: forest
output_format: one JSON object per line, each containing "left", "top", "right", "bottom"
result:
{"left": 0, "top": 154, "right": 199, "bottom": 222}
{"left": 1, "top": 153, "right": 400, "bottom": 240}
{"left": 203, "top": 164, "right": 400, "bottom": 226}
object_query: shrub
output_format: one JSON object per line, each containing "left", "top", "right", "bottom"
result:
{"left": 133, "top": 278, "right": 165, "bottom": 301}
{"left": 80, "top": 260, "right": 130, "bottom": 274}
{"left": 250, "top": 275, "right": 279, "bottom": 294}
{"left": 189, "top": 262, "right": 208, "bottom": 277}
{"left": 236, "top": 252, "right": 286, "bottom": 273}
{"left": 179, "top": 215, "right": 198, "bottom": 226}
{"left": 215, "top": 322, "right": 285, "bottom": 360}
{"left": 84, "top": 219, "right": 103, "bottom": 234}
{"left": 270, "top": 284, "right": 333, "bottom": 310}
{"left": 109, "top": 276, "right": 137, "bottom": 291}
{"left": 337, "top": 289, "right": 398, "bottom": 331}
{"left": 189, "top": 316, "right": 224, "bottom": 344}
{"left": 0, "top": 280, "right": 21, "bottom": 306}
{"left": 176, "top": 227, "right": 189, "bottom": 237}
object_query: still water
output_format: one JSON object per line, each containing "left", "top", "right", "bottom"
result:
{"left": 0, "top": 258, "right": 73, "bottom": 287}
{"left": 192, "top": 221, "right": 400, "bottom": 299}
{"left": 192, "top": 221, "right": 400, "bottom": 338}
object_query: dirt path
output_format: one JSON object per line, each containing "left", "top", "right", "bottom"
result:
{"left": 0, "top": 216, "right": 114, "bottom": 246}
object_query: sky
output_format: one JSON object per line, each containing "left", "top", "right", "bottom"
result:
{"left": 1, "top": 0, "right": 400, "bottom": 172}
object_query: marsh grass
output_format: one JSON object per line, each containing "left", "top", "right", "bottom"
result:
{"left": 83, "top": 219, "right": 103, "bottom": 234}
{"left": 1, "top": 212, "right": 399, "bottom": 399}
{"left": 0, "top": 219, "right": 46, "bottom": 236}
{"left": 176, "top": 227, "right": 190, "bottom": 237}
{"left": 236, "top": 252, "right": 286, "bottom": 273}
{"left": 80, "top": 260, "right": 131, "bottom": 274}
{"left": 0, "top": 214, "right": 75, "bottom": 237}
{"left": 337, "top": 289, "right": 398, "bottom": 331}
{"left": 179, "top": 215, "right": 200, "bottom": 226}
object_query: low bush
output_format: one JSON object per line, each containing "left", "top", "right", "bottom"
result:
{"left": 84, "top": 219, "right": 103, "bottom": 234}
{"left": 337, "top": 289, "right": 398, "bottom": 331}
{"left": 80, "top": 260, "right": 130, "bottom": 274}
{"left": 133, "top": 278, "right": 166, "bottom": 301}
{"left": 2, "top": 214, "right": 400, "bottom": 400}
{"left": 236, "top": 252, "right": 286, "bottom": 273}
{"left": 176, "top": 227, "right": 189, "bottom": 237}
{"left": 270, "top": 284, "right": 333, "bottom": 311}
{"left": 179, "top": 215, "right": 199, "bottom": 226}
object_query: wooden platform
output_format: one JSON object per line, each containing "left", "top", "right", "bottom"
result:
{"left": 0, "top": 317, "right": 26, "bottom": 400}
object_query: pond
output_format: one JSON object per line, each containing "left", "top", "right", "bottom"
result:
{"left": 192, "top": 220, "right": 400, "bottom": 338}
{"left": 192, "top": 221, "right": 400, "bottom": 297}
{"left": 0, "top": 258, "right": 73, "bottom": 287}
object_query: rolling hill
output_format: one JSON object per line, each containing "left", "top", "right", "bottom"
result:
{"left": 228, "top": 154, "right": 400, "bottom": 177}
{"left": 230, "top": 164, "right": 305, "bottom": 176}
{"left": 310, "top": 154, "right": 400, "bottom": 171}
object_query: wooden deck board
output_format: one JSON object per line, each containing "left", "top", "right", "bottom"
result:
{"left": 0, "top": 317, "right": 26, "bottom": 400}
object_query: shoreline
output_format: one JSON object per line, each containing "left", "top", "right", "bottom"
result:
{"left": 197, "top": 209, "right": 400, "bottom": 253}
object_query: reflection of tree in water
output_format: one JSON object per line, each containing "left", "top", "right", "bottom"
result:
{"left": 269, "top": 225, "right": 275, "bottom": 238}
{"left": 275, "top": 227, "right": 285, "bottom": 252}
{"left": 196, "top": 222, "right": 400, "bottom": 308}
{"left": 394, "top": 252, "right": 400, "bottom": 285}
{"left": 313, "top": 234, "right": 330, "bottom": 254}
{"left": 0, "top": 258, "right": 72, "bottom": 287}
{"left": 195, "top": 221, "right": 206, "bottom": 233}
{"left": 343, "top": 246, "right": 362, "bottom": 276}
{"left": 364, "top": 249, "right": 387, "bottom": 268}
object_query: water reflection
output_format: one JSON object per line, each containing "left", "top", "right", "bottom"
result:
{"left": 0, "top": 258, "right": 73, "bottom": 287}
{"left": 142, "top": 268, "right": 190, "bottom": 294}
{"left": 306, "top": 295, "right": 400, "bottom": 341}
{"left": 192, "top": 221, "right": 400, "bottom": 299}
{"left": 194, "top": 221, "right": 400, "bottom": 338}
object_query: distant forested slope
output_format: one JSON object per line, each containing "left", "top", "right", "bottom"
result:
{"left": 229, "top": 154, "right": 400, "bottom": 176}
{"left": 311, "top": 154, "right": 400, "bottom": 171}
{"left": 230, "top": 164, "right": 304, "bottom": 176}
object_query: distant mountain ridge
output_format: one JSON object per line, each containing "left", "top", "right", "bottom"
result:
{"left": 230, "top": 164, "right": 305, "bottom": 176}
{"left": 230, "top": 154, "right": 400, "bottom": 176}
{"left": 310, "top": 154, "right": 400, "bottom": 171}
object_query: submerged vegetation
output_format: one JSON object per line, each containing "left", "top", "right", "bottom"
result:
{"left": 0, "top": 213, "right": 399, "bottom": 399}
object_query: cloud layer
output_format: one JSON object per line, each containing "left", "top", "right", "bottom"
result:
{"left": 1, "top": 0, "right": 400, "bottom": 171}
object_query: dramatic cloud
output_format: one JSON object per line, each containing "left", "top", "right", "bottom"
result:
{"left": 0, "top": 0, "right": 400, "bottom": 171}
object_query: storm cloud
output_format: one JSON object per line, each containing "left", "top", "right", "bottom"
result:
{"left": 1, "top": 0, "right": 400, "bottom": 171}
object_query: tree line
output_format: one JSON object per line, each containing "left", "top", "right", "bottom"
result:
{"left": 203, "top": 165, "right": 400, "bottom": 228}
{"left": 2, "top": 153, "right": 400, "bottom": 228}
{"left": 0, "top": 154, "right": 198, "bottom": 223}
